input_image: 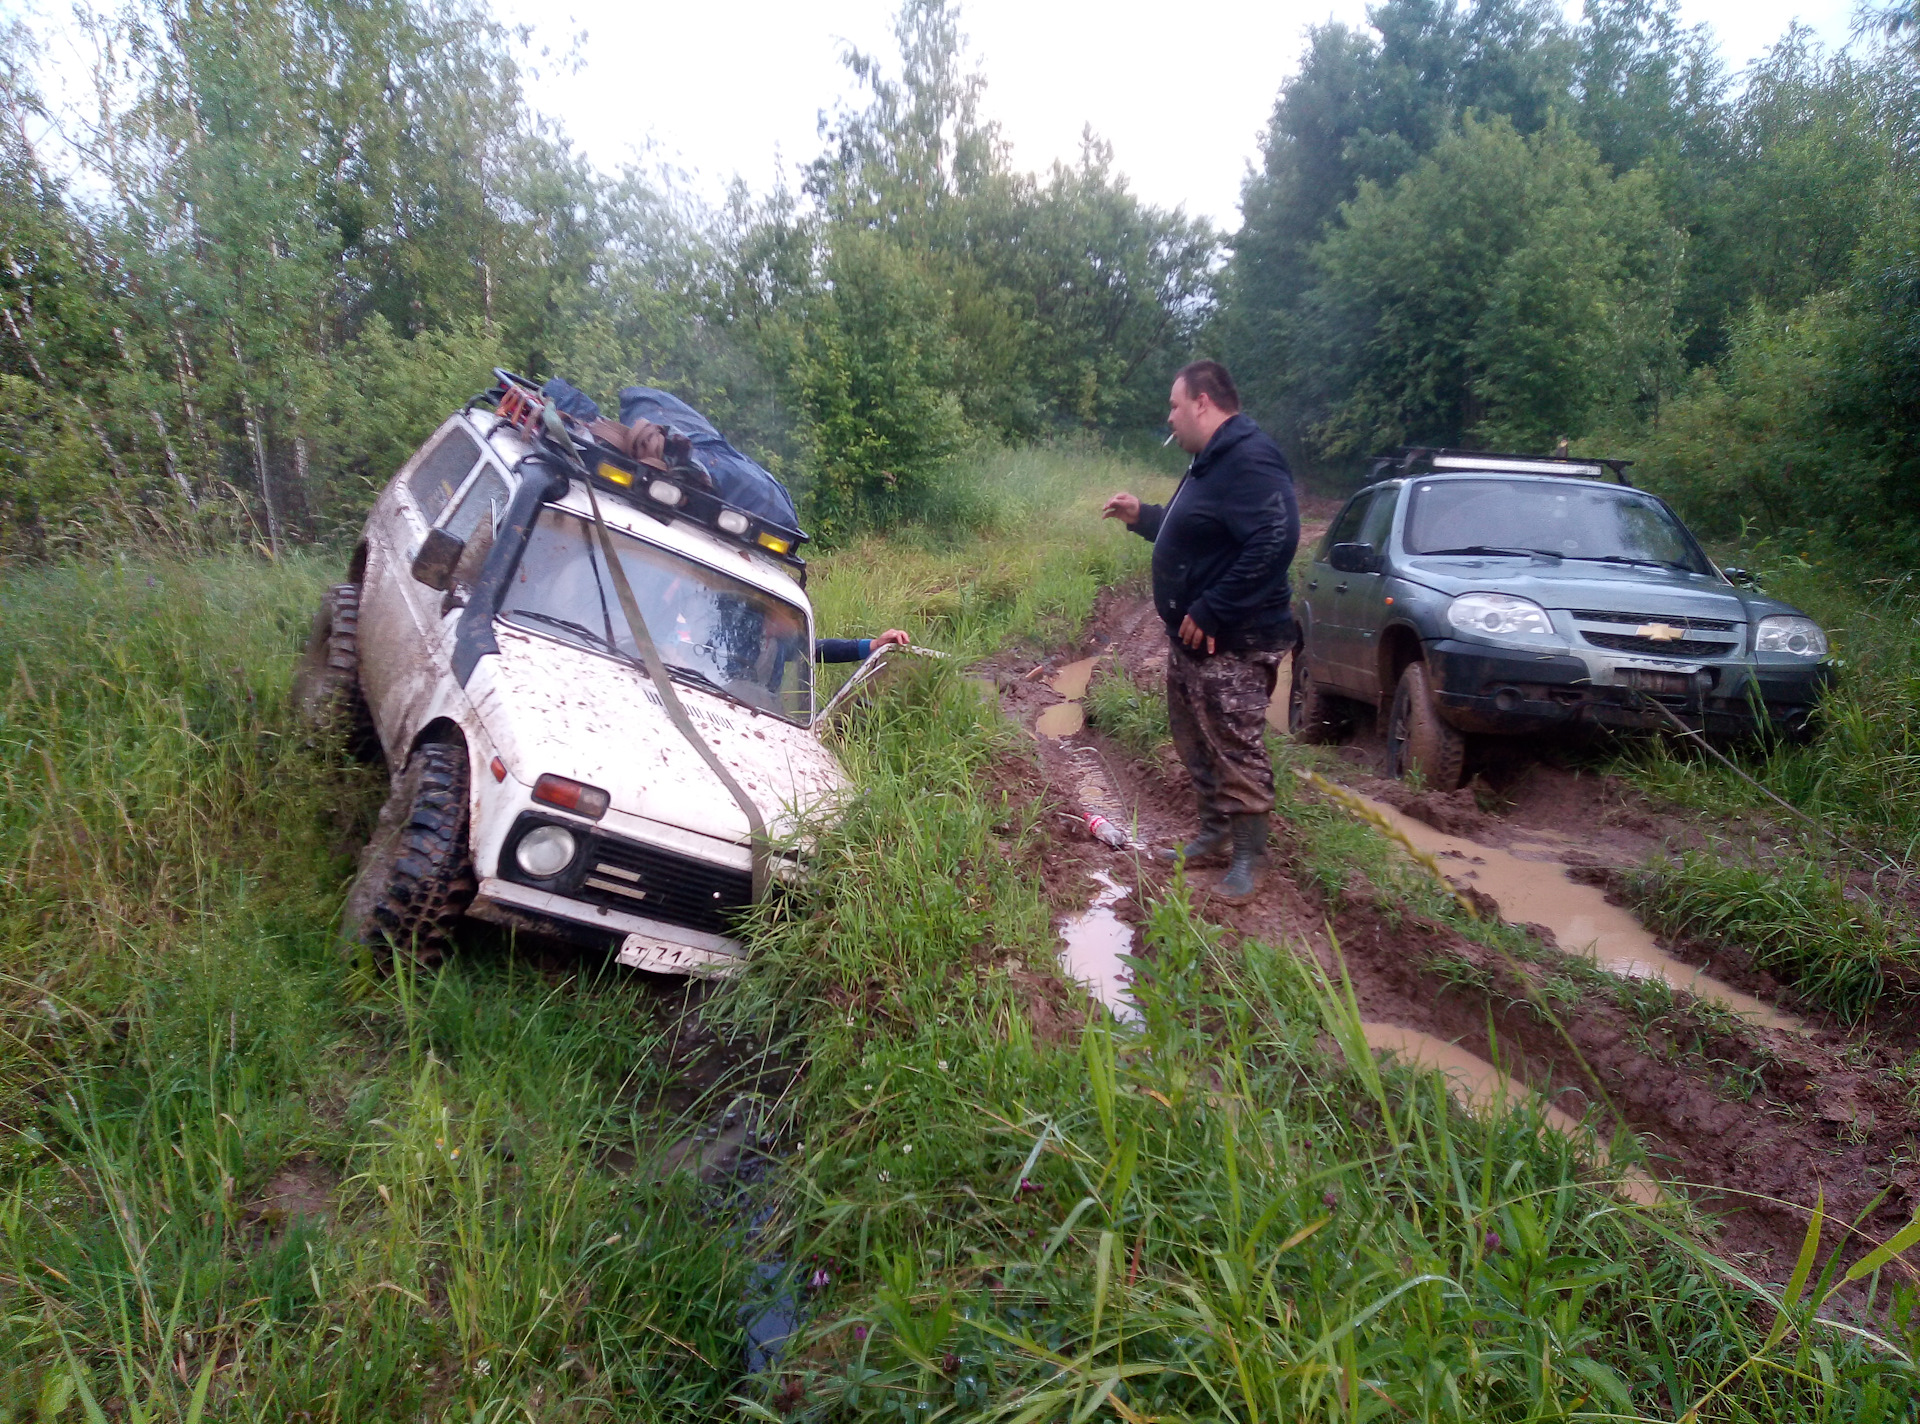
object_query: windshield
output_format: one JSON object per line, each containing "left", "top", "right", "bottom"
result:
{"left": 500, "top": 507, "right": 811, "bottom": 720}
{"left": 1404, "top": 479, "right": 1710, "bottom": 573}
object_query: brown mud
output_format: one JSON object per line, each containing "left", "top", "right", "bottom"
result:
{"left": 987, "top": 583, "right": 1920, "bottom": 1289}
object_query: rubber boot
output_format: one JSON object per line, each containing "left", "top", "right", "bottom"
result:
{"left": 1156, "top": 807, "right": 1230, "bottom": 864}
{"left": 1214, "top": 814, "right": 1269, "bottom": 904}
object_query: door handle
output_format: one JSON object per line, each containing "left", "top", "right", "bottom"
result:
{"left": 1307, "top": 580, "right": 1318, "bottom": 591}
{"left": 1334, "top": 582, "right": 1349, "bottom": 594}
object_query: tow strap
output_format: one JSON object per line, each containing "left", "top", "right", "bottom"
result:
{"left": 542, "top": 407, "right": 771, "bottom": 903}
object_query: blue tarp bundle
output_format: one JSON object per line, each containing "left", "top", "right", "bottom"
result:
{"left": 540, "top": 377, "right": 800, "bottom": 530}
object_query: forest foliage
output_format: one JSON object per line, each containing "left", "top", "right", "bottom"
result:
{"left": 0, "top": 0, "right": 1209, "bottom": 553}
{"left": 1220, "top": 0, "right": 1920, "bottom": 561}
{"left": 2, "top": 0, "right": 1917, "bottom": 559}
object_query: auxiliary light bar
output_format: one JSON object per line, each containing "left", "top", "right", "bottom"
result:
{"left": 1430, "top": 454, "right": 1606, "bottom": 479}
{"left": 474, "top": 369, "right": 810, "bottom": 574}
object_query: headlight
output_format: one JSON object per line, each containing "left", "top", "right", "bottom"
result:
{"left": 515, "top": 824, "right": 578, "bottom": 878}
{"left": 1446, "top": 592, "right": 1553, "bottom": 639}
{"left": 1754, "top": 615, "right": 1828, "bottom": 656}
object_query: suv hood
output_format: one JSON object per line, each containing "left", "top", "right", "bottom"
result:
{"left": 1397, "top": 557, "right": 1785, "bottom": 621}
{"left": 470, "top": 626, "right": 845, "bottom": 847}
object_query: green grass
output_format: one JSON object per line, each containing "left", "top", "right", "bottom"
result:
{"left": 2, "top": 450, "right": 1918, "bottom": 1419}
{"left": 727, "top": 661, "right": 1920, "bottom": 1420}
{"left": 1599, "top": 534, "right": 1920, "bottom": 1019}
{"left": 1081, "top": 661, "right": 1169, "bottom": 761}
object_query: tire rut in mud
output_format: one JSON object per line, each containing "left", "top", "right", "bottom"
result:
{"left": 987, "top": 584, "right": 1920, "bottom": 1290}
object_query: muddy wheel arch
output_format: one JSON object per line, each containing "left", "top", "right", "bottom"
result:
{"left": 1375, "top": 622, "right": 1424, "bottom": 710}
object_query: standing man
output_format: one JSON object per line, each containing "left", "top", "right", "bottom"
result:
{"left": 1103, "top": 361, "right": 1298, "bottom": 904}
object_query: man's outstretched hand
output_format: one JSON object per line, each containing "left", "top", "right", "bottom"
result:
{"left": 1102, "top": 492, "right": 1141, "bottom": 525}
{"left": 1177, "top": 615, "right": 1215, "bottom": 655}
{"left": 872, "top": 629, "right": 910, "bottom": 649}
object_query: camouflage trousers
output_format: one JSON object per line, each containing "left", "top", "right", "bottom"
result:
{"left": 1166, "top": 638, "right": 1283, "bottom": 818}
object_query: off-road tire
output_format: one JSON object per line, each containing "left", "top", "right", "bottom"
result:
{"left": 293, "top": 584, "right": 381, "bottom": 762}
{"left": 1385, "top": 661, "right": 1468, "bottom": 791}
{"left": 1288, "top": 652, "right": 1352, "bottom": 744}
{"left": 339, "top": 740, "right": 476, "bottom": 970}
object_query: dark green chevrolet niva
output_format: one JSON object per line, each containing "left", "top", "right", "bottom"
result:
{"left": 1289, "top": 449, "right": 1834, "bottom": 790}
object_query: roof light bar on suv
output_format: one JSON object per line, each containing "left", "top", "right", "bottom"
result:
{"left": 1369, "top": 447, "right": 1635, "bottom": 486}
{"left": 472, "top": 370, "right": 810, "bottom": 574}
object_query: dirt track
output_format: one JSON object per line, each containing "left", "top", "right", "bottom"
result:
{"left": 987, "top": 578, "right": 1920, "bottom": 1294}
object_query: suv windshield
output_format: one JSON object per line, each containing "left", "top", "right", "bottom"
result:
{"left": 500, "top": 507, "right": 811, "bottom": 720}
{"left": 1405, "top": 479, "right": 1709, "bottom": 573}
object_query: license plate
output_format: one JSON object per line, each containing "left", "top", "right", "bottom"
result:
{"left": 1615, "top": 668, "right": 1693, "bottom": 695}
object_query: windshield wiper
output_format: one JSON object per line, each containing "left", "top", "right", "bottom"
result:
{"left": 1423, "top": 545, "right": 1562, "bottom": 560}
{"left": 662, "top": 662, "right": 732, "bottom": 699}
{"left": 506, "top": 609, "right": 622, "bottom": 652}
{"left": 1564, "top": 554, "right": 1689, "bottom": 570}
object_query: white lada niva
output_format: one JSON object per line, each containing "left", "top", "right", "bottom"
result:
{"left": 295, "top": 372, "right": 844, "bottom": 975}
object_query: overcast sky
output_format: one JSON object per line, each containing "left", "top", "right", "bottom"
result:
{"left": 492, "top": 0, "right": 1862, "bottom": 229}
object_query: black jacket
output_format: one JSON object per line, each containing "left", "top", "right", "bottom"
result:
{"left": 1133, "top": 414, "right": 1298, "bottom": 651}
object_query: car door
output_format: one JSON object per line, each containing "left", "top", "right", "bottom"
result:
{"left": 359, "top": 423, "right": 487, "bottom": 748}
{"left": 1340, "top": 483, "right": 1401, "bottom": 705}
{"left": 1305, "top": 489, "right": 1376, "bottom": 694}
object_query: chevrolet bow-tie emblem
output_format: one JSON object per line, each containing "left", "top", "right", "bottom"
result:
{"left": 1635, "top": 622, "right": 1686, "bottom": 642}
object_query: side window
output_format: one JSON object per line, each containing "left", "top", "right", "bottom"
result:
{"left": 406, "top": 428, "right": 482, "bottom": 522}
{"left": 1319, "top": 491, "right": 1374, "bottom": 559}
{"left": 442, "top": 466, "right": 512, "bottom": 587}
{"left": 1358, "top": 485, "right": 1397, "bottom": 552}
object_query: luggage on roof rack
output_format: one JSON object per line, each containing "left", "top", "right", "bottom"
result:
{"left": 1368, "top": 446, "right": 1634, "bottom": 486}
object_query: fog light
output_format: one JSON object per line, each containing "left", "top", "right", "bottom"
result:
{"left": 515, "top": 825, "right": 577, "bottom": 878}
{"left": 756, "top": 530, "right": 792, "bottom": 555}
{"left": 596, "top": 461, "right": 634, "bottom": 488}
{"left": 717, "top": 509, "right": 750, "bottom": 535}
{"left": 647, "top": 479, "right": 685, "bottom": 507}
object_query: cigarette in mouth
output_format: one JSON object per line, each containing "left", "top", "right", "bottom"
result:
{"left": 1163, "top": 430, "right": 1177, "bottom": 446}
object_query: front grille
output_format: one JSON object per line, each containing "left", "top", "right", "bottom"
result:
{"left": 1582, "top": 630, "right": 1737, "bottom": 658}
{"left": 576, "top": 835, "right": 752, "bottom": 936}
{"left": 1570, "top": 608, "right": 1739, "bottom": 632}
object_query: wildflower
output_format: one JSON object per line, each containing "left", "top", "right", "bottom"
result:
{"left": 473, "top": 1358, "right": 492, "bottom": 1377}
{"left": 1018, "top": 1178, "right": 1042, "bottom": 1195}
{"left": 901, "top": 1143, "right": 913, "bottom": 1154}
{"left": 937, "top": 1060, "right": 949, "bottom": 1073}
{"left": 879, "top": 1170, "right": 892, "bottom": 1182}
{"left": 1322, "top": 1190, "right": 1338, "bottom": 1208}
{"left": 809, "top": 1268, "right": 831, "bottom": 1289}
{"left": 1484, "top": 1230, "right": 1503, "bottom": 1254}
{"left": 854, "top": 1324, "right": 869, "bottom": 1342}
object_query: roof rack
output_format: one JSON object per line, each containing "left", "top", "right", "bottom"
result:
{"left": 1368, "top": 446, "right": 1635, "bottom": 487}
{"left": 472, "top": 370, "right": 809, "bottom": 574}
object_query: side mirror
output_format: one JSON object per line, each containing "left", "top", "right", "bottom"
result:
{"left": 1329, "top": 542, "right": 1377, "bottom": 574}
{"left": 411, "top": 528, "right": 465, "bottom": 590}
{"left": 1721, "top": 566, "right": 1755, "bottom": 586}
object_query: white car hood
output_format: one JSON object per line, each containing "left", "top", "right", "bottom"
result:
{"left": 469, "top": 625, "right": 845, "bottom": 847}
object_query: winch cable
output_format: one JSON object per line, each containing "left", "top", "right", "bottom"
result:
{"left": 1630, "top": 688, "right": 1911, "bottom": 893}
{"left": 538, "top": 407, "right": 772, "bottom": 904}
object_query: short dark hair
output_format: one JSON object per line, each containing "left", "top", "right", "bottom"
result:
{"left": 1175, "top": 360, "right": 1241, "bottom": 413}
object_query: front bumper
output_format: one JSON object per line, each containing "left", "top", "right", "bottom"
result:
{"left": 467, "top": 877, "right": 745, "bottom": 974}
{"left": 469, "top": 812, "right": 755, "bottom": 974}
{"left": 1424, "top": 639, "right": 1832, "bottom": 738}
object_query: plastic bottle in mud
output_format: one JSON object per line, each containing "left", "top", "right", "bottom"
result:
{"left": 1083, "top": 813, "right": 1132, "bottom": 849}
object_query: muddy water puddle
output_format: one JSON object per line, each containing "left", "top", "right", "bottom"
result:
{"left": 1315, "top": 775, "right": 1803, "bottom": 1034}
{"left": 1059, "top": 870, "right": 1140, "bottom": 1023}
{"left": 1035, "top": 655, "right": 1106, "bottom": 738}
{"left": 1362, "top": 1023, "right": 1661, "bottom": 1205}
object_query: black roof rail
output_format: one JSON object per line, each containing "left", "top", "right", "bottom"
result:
{"left": 1367, "top": 446, "right": 1635, "bottom": 487}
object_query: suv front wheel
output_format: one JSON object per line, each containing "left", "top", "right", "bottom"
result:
{"left": 1385, "top": 662, "right": 1467, "bottom": 791}
{"left": 340, "top": 740, "right": 476, "bottom": 969}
